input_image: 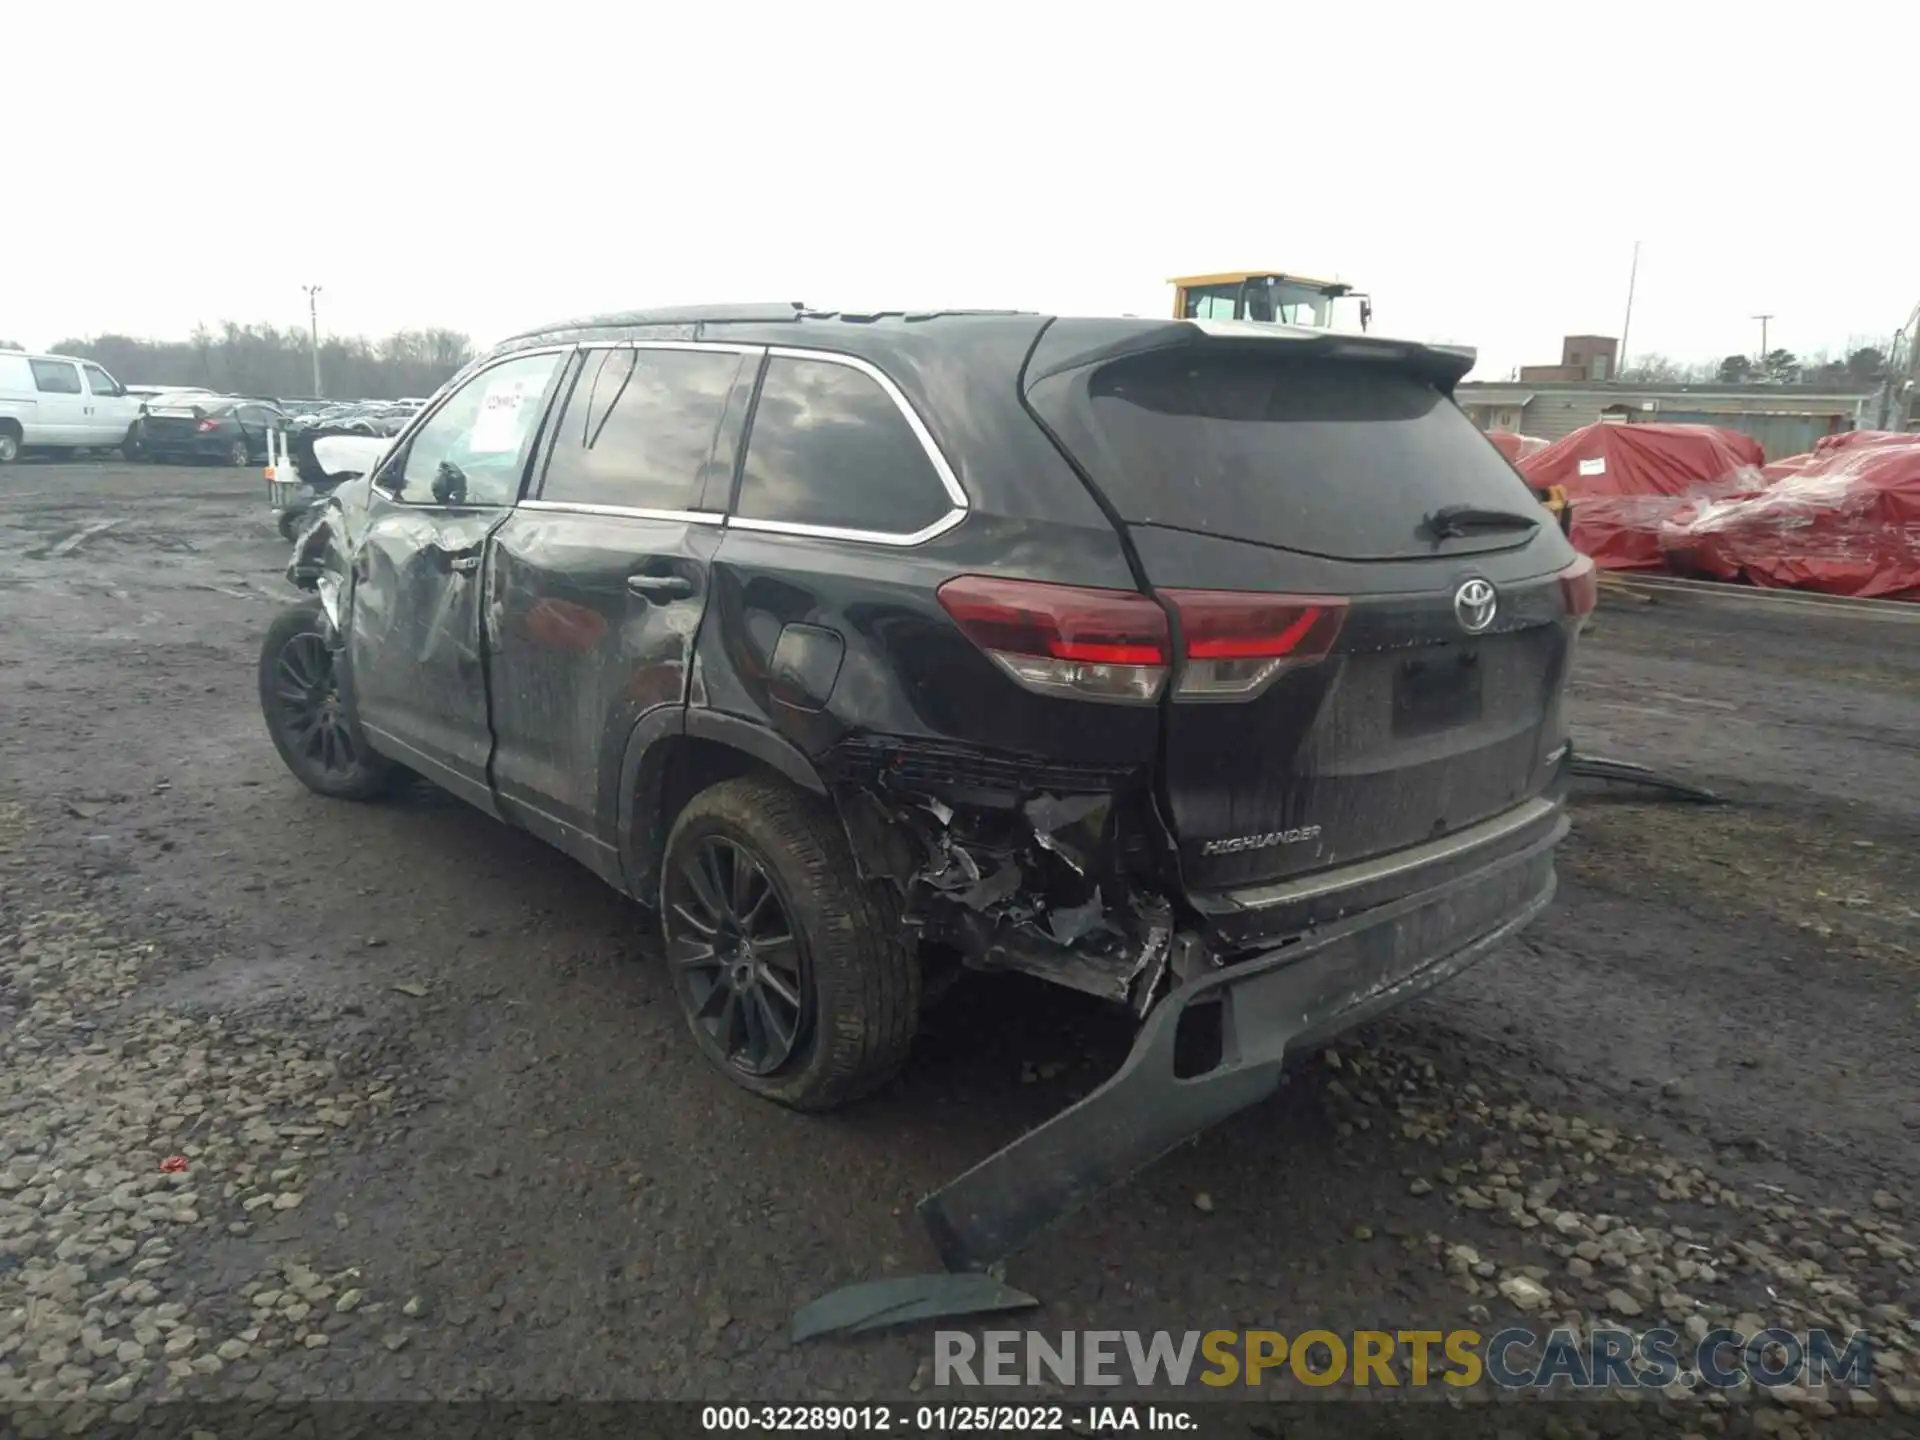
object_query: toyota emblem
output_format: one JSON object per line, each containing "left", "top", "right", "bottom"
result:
{"left": 1453, "top": 578, "right": 1498, "bottom": 634}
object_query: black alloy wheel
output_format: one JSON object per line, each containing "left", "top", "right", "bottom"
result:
{"left": 663, "top": 835, "right": 810, "bottom": 1077}
{"left": 269, "top": 630, "right": 364, "bottom": 782}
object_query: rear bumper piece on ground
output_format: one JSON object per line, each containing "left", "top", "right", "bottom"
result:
{"left": 916, "top": 807, "right": 1567, "bottom": 1272}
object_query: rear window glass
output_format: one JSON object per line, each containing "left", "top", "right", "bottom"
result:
{"left": 735, "top": 356, "right": 953, "bottom": 537}
{"left": 1072, "top": 351, "right": 1541, "bottom": 560}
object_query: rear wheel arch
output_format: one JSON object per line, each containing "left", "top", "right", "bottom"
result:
{"left": 618, "top": 713, "right": 828, "bottom": 904}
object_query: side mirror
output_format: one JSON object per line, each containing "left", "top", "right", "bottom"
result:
{"left": 431, "top": 459, "right": 468, "bottom": 505}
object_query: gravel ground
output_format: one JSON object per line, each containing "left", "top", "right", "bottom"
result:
{"left": 1, "top": 460, "right": 1916, "bottom": 1431}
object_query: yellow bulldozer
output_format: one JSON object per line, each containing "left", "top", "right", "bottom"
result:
{"left": 1170, "top": 270, "right": 1372, "bottom": 331}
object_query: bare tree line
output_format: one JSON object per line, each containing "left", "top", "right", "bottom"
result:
{"left": 1615, "top": 338, "right": 1893, "bottom": 387}
{"left": 2, "top": 323, "right": 475, "bottom": 401}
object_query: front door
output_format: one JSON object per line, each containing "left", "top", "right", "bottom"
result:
{"left": 348, "top": 349, "right": 567, "bottom": 811}
{"left": 79, "top": 362, "right": 135, "bottom": 446}
{"left": 487, "top": 342, "right": 752, "bottom": 873}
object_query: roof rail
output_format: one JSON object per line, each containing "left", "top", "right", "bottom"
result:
{"left": 506, "top": 302, "right": 809, "bottom": 341}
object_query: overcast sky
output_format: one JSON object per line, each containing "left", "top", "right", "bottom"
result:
{"left": 7, "top": 1, "right": 1912, "bottom": 379}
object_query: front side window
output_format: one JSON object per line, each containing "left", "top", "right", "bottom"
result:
{"left": 81, "top": 363, "right": 123, "bottom": 397}
{"left": 734, "top": 355, "right": 953, "bottom": 537}
{"left": 29, "top": 360, "right": 82, "bottom": 395}
{"left": 540, "top": 346, "right": 741, "bottom": 512}
{"left": 392, "top": 351, "right": 561, "bottom": 506}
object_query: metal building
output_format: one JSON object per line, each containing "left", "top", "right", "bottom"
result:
{"left": 1454, "top": 380, "right": 1890, "bottom": 460}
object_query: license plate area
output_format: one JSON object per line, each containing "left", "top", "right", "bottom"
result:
{"left": 1393, "top": 646, "right": 1481, "bottom": 737}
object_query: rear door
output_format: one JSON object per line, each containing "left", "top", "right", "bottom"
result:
{"left": 1026, "top": 334, "right": 1585, "bottom": 902}
{"left": 27, "top": 359, "right": 87, "bottom": 444}
{"left": 486, "top": 342, "right": 752, "bottom": 872}
{"left": 348, "top": 348, "right": 568, "bottom": 811}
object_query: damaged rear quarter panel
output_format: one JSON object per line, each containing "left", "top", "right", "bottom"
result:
{"left": 697, "top": 517, "right": 1179, "bottom": 1007}
{"left": 698, "top": 516, "right": 1153, "bottom": 762}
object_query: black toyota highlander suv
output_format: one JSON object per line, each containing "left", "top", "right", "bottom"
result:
{"left": 263, "top": 303, "right": 1592, "bottom": 1265}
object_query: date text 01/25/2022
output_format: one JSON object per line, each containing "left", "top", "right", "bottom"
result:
{"left": 700, "top": 1404, "right": 1196, "bottom": 1432}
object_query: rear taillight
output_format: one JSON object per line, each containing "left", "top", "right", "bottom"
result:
{"left": 196, "top": 418, "right": 219, "bottom": 432}
{"left": 1161, "top": 589, "right": 1348, "bottom": 699}
{"left": 1559, "top": 554, "right": 1598, "bottom": 618}
{"left": 936, "top": 576, "right": 1170, "bottom": 704}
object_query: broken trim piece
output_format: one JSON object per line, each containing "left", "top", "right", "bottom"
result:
{"left": 1568, "top": 751, "right": 1723, "bottom": 804}
{"left": 916, "top": 822, "right": 1564, "bottom": 1272}
{"left": 791, "top": 1274, "right": 1040, "bottom": 1342}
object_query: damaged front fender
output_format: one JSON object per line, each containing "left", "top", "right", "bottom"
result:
{"left": 286, "top": 475, "right": 376, "bottom": 632}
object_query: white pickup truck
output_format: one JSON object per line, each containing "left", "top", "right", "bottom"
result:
{"left": 0, "top": 351, "right": 144, "bottom": 462}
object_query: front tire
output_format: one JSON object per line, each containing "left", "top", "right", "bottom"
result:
{"left": 259, "top": 600, "right": 396, "bottom": 801}
{"left": 0, "top": 430, "right": 18, "bottom": 464}
{"left": 661, "top": 775, "right": 920, "bottom": 1111}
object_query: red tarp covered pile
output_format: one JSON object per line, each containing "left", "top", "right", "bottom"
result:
{"left": 1518, "top": 423, "right": 1766, "bottom": 570}
{"left": 1659, "top": 433, "right": 1920, "bottom": 600}
{"left": 1487, "top": 432, "right": 1550, "bottom": 463}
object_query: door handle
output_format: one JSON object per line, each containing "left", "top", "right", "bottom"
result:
{"left": 449, "top": 554, "right": 481, "bottom": 574}
{"left": 627, "top": 574, "right": 694, "bottom": 601}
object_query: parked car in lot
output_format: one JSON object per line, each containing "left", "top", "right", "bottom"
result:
{"left": 125, "top": 388, "right": 225, "bottom": 458}
{"left": 140, "top": 397, "right": 286, "bottom": 465}
{"left": 261, "top": 303, "right": 1592, "bottom": 1260}
{"left": 0, "top": 351, "right": 143, "bottom": 462}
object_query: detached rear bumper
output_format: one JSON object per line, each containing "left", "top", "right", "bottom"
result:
{"left": 917, "top": 803, "right": 1566, "bottom": 1271}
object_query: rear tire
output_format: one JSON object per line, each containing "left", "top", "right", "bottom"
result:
{"left": 660, "top": 775, "right": 920, "bottom": 1111}
{"left": 259, "top": 599, "right": 396, "bottom": 801}
{"left": 229, "top": 439, "right": 251, "bottom": 467}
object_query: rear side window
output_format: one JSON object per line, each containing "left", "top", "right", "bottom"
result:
{"left": 1070, "top": 351, "right": 1542, "bottom": 561}
{"left": 540, "top": 347, "right": 740, "bottom": 512}
{"left": 735, "top": 355, "right": 954, "bottom": 537}
{"left": 30, "top": 360, "right": 82, "bottom": 395}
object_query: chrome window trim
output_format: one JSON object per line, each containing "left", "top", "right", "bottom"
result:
{"left": 729, "top": 345, "right": 970, "bottom": 548}
{"left": 613, "top": 340, "right": 762, "bottom": 356}
{"left": 370, "top": 342, "right": 577, "bottom": 501}
{"left": 518, "top": 498, "right": 724, "bottom": 526}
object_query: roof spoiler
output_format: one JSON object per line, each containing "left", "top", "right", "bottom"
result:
{"left": 1024, "top": 318, "right": 1477, "bottom": 394}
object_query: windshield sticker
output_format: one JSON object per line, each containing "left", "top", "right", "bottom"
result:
{"left": 468, "top": 375, "right": 545, "bottom": 454}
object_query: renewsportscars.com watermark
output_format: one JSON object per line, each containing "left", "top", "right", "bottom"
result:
{"left": 934, "top": 1327, "right": 1874, "bottom": 1393}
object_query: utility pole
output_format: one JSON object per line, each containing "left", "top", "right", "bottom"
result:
{"left": 302, "top": 285, "right": 323, "bottom": 398}
{"left": 1617, "top": 241, "right": 1640, "bottom": 380}
{"left": 1752, "top": 313, "right": 1773, "bottom": 371}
